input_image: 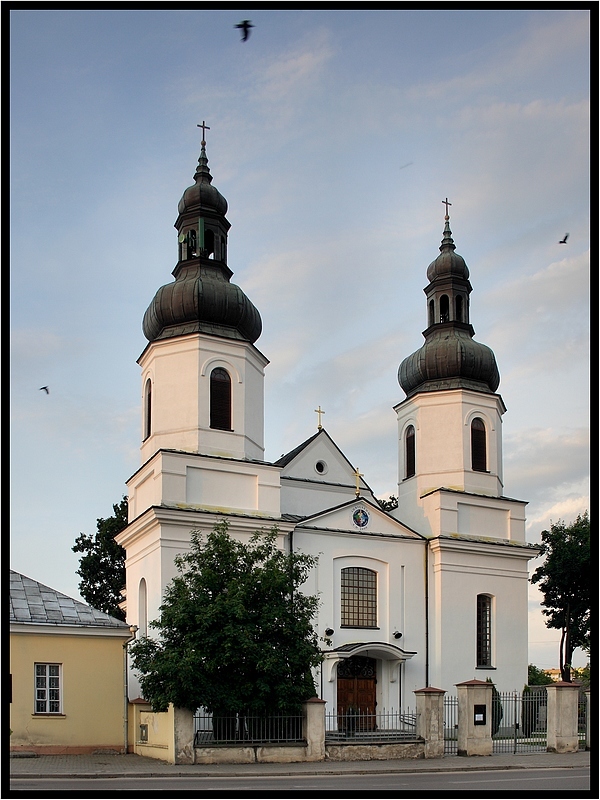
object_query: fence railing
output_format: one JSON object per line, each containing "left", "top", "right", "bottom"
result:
{"left": 492, "top": 691, "right": 547, "bottom": 753}
{"left": 325, "top": 708, "right": 418, "bottom": 742}
{"left": 193, "top": 710, "right": 304, "bottom": 745}
{"left": 444, "top": 696, "right": 459, "bottom": 754}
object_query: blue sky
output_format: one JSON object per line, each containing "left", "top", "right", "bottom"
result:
{"left": 10, "top": 8, "right": 590, "bottom": 670}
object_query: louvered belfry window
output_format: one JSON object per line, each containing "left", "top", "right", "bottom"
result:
{"left": 471, "top": 417, "right": 487, "bottom": 472}
{"left": 405, "top": 425, "right": 416, "bottom": 478}
{"left": 210, "top": 368, "right": 231, "bottom": 430}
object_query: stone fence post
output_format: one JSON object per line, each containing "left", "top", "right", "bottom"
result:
{"left": 173, "top": 706, "right": 195, "bottom": 764}
{"left": 546, "top": 682, "right": 579, "bottom": 753}
{"left": 456, "top": 679, "right": 493, "bottom": 757}
{"left": 303, "top": 697, "right": 326, "bottom": 761}
{"left": 414, "top": 687, "right": 446, "bottom": 758}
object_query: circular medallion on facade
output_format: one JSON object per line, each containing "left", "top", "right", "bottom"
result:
{"left": 352, "top": 507, "right": 370, "bottom": 529}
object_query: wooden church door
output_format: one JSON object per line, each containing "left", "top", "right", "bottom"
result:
{"left": 337, "top": 656, "right": 377, "bottom": 731}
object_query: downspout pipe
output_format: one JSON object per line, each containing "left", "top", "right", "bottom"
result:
{"left": 123, "top": 625, "right": 138, "bottom": 754}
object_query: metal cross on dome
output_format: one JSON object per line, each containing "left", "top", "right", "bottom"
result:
{"left": 197, "top": 121, "right": 210, "bottom": 145}
{"left": 442, "top": 197, "right": 452, "bottom": 218}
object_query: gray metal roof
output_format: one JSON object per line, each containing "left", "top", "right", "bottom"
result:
{"left": 10, "top": 571, "right": 130, "bottom": 629}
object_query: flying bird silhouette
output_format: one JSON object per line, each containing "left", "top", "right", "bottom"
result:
{"left": 235, "top": 20, "right": 254, "bottom": 41}
{"left": 559, "top": 233, "right": 569, "bottom": 244}
{"left": 39, "top": 386, "right": 49, "bottom": 394}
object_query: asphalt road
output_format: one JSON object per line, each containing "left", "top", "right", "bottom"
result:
{"left": 10, "top": 766, "right": 591, "bottom": 796}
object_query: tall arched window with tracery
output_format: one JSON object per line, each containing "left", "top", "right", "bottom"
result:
{"left": 405, "top": 425, "right": 416, "bottom": 478}
{"left": 143, "top": 379, "right": 152, "bottom": 441}
{"left": 210, "top": 367, "right": 232, "bottom": 430}
{"left": 471, "top": 417, "right": 487, "bottom": 472}
{"left": 341, "top": 567, "right": 378, "bottom": 628}
{"left": 476, "top": 594, "right": 493, "bottom": 667}
{"left": 139, "top": 578, "right": 148, "bottom": 638}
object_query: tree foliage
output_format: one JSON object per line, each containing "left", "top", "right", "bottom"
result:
{"left": 377, "top": 495, "right": 398, "bottom": 512}
{"left": 527, "top": 664, "right": 554, "bottom": 686}
{"left": 72, "top": 497, "right": 127, "bottom": 621}
{"left": 129, "top": 520, "right": 323, "bottom": 714}
{"left": 530, "top": 512, "right": 590, "bottom": 682}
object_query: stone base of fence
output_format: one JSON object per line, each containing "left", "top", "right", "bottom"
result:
{"left": 326, "top": 741, "right": 425, "bottom": 761}
{"left": 194, "top": 743, "right": 311, "bottom": 764}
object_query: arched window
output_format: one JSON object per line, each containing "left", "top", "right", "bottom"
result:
{"left": 139, "top": 578, "right": 148, "bottom": 638}
{"left": 205, "top": 229, "right": 215, "bottom": 258}
{"left": 440, "top": 295, "right": 450, "bottom": 323}
{"left": 143, "top": 379, "right": 152, "bottom": 441}
{"left": 456, "top": 295, "right": 463, "bottom": 322}
{"left": 476, "top": 594, "right": 492, "bottom": 667}
{"left": 210, "top": 368, "right": 232, "bottom": 430}
{"left": 405, "top": 425, "right": 416, "bottom": 479}
{"left": 187, "top": 229, "right": 197, "bottom": 259}
{"left": 471, "top": 417, "right": 487, "bottom": 472}
{"left": 428, "top": 299, "right": 435, "bottom": 328}
{"left": 220, "top": 235, "right": 226, "bottom": 263}
{"left": 341, "top": 567, "right": 377, "bottom": 628}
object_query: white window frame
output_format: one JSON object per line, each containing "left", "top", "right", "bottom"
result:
{"left": 34, "top": 662, "right": 62, "bottom": 714}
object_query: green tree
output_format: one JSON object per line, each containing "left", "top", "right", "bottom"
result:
{"left": 72, "top": 497, "right": 127, "bottom": 621}
{"left": 129, "top": 520, "right": 323, "bottom": 715}
{"left": 530, "top": 512, "right": 590, "bottom": 682}
{"left": 527, "top": 664, "right": 554, "bottom": 686}
{"left": 377, "top": 495, "right": 398, "bottom": 512}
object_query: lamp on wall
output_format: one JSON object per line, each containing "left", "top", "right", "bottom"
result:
{"left": 393, "top": 631, "right": 403, "bottom": 639}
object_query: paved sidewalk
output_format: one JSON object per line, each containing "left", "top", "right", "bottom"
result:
{"left": 10, "top": 749, "right": 590, "bottom": 779}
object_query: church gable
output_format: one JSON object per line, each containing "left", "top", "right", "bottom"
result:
{"left": 297, "top": 498, "right": 422, "bottom": 540}
{"left": 276, "top": 429, "right": 372, "bottom": 493}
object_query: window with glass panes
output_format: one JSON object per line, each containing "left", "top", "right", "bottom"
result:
{"left": 35, "top": 663, "right": 61, "bottom": 713}
{"left": 341, "top": 567, "right": 377, "bottom": 627}
{"left": 476, "top": 595, "right": 492, "bottom": 667}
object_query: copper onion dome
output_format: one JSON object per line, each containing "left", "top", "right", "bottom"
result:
{"left": 142, "top": 132, "right": 262, "bottom": 345}
{"left": 398, "top": 210, "right": 499, "bottom": 398}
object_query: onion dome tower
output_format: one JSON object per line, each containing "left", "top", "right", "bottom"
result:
{"left": 142, "top": 134, "right": 262, "bottom": 345}
{"left": 394, "top": 204, "right": 510, "bottom": 536}
{"left": 137, "top": 126, "right": 268, "bottom": 464}
{"left": 398, "top": 213, "right": 499, "bottom": 398}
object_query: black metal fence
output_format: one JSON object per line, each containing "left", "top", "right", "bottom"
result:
{"left": 444, "top": 695, "right": 459, "bottom": 754}
{"left": 492, "top": 691, "right": 547, "bottom": 753}
{"left": 193, "top": 710, "right": 304, "bottom": 746}
{"left": 325, "top": 708, "right": 418, "bottom": 742}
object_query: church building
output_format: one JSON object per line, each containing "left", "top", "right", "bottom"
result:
{"left": 116, "top": 132, "right": 539, "bottom": 713}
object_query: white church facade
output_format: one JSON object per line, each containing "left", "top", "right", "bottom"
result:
{"left": 116, "top": 134, "right": 538, "bottom": 713}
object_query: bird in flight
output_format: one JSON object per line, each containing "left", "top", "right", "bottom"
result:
{"left": 39, "top": 386, "right": 49, "bottom": 394}
{"left": 235, "top": 20, "right": 254, "bottom": 41}
{"left": 559, "top": 233, "right": 569, "bottom": 244}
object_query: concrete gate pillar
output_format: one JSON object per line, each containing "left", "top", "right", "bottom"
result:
{"left": 456, "top": 679, "right": 493, "bottom": 756}
{"left": 303, "top": 697, "right": 326, "bottom": 761}
{"left": 173, "top": 706, "right": 195, "bottom": 764}
{"left": 546, "top": 682, "right": 580, "bottom": 753}
{"left": 414, "top": 687, "right": 446, "bottom": 758}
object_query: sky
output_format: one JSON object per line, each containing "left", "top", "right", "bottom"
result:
{"left": 10, "top": 8, "right": 591, "bottom": 671}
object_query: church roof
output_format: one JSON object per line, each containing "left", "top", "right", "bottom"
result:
{"left": 274, "top": 430, "right": 321, "bottom": 467}
{"left": 9, "top": 570, "right": 130, "bottom": 629}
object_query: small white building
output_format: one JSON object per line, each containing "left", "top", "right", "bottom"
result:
{"left": 116, "top": 136, "right": 538, "bottom": 712}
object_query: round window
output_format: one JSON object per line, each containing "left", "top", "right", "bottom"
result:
{"left": 315, "top": 460, "right": 328, "bottom": 475}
